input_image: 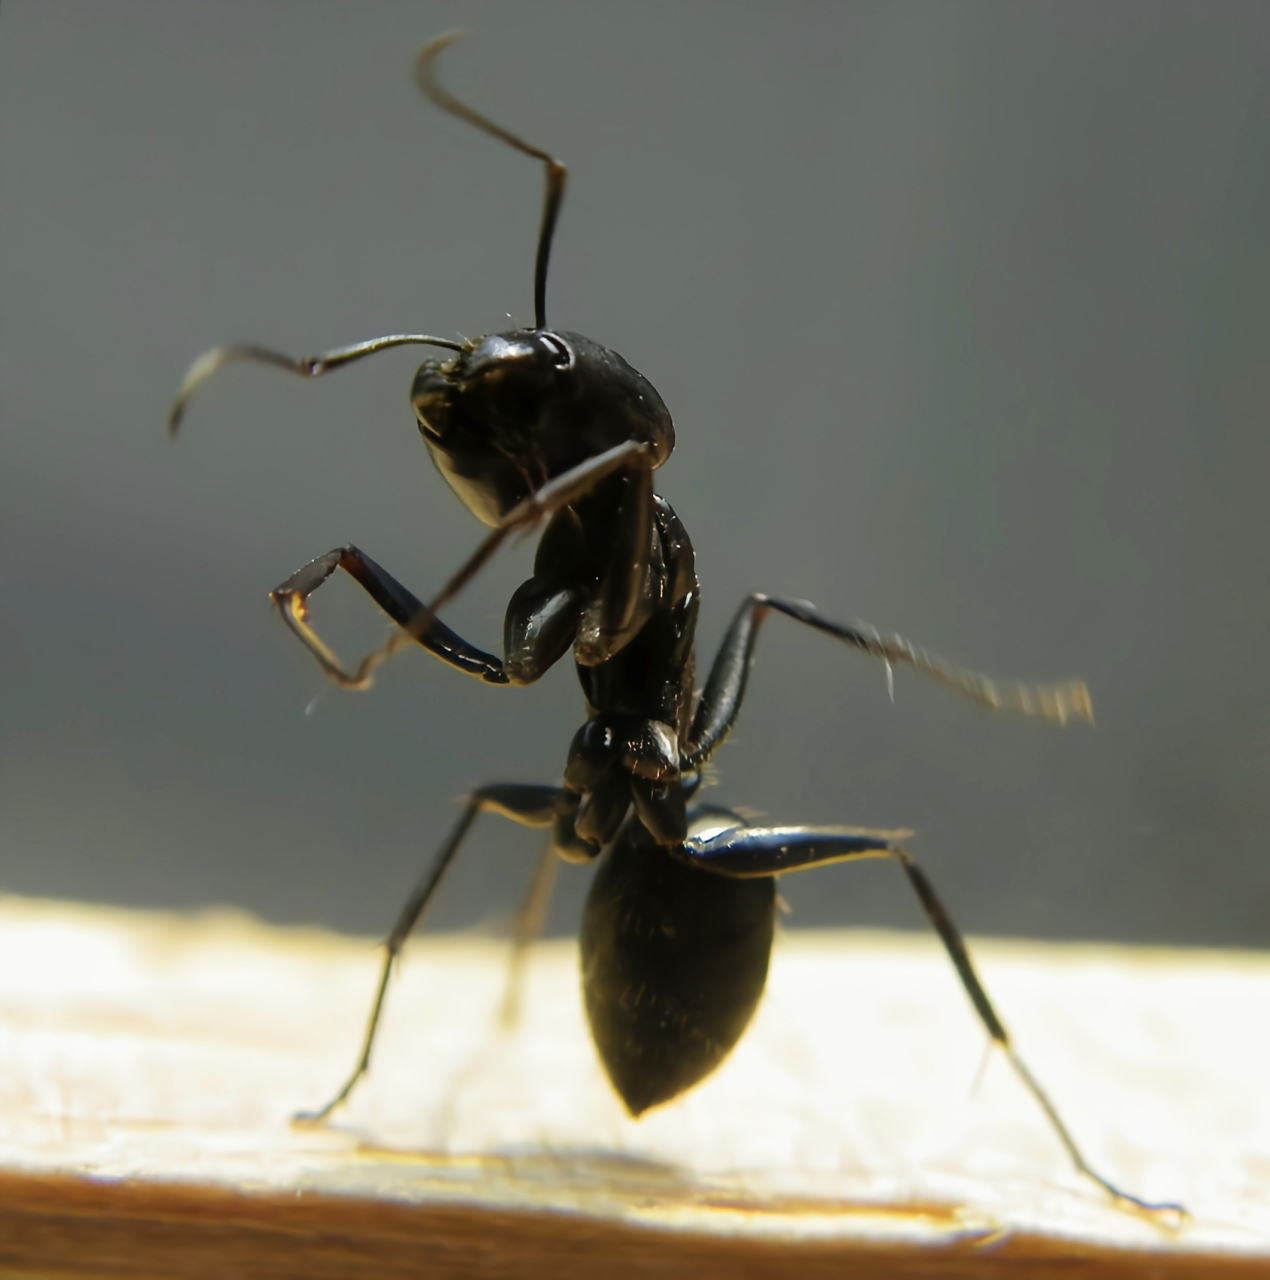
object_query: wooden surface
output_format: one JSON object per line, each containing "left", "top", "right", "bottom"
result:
{"left": 1, "top": 895, "right": 1268, "bottom": 1277}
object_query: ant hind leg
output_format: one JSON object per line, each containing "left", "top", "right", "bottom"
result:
{"left": 676, "top": 821, "right": 1183, "bottom": 1217}
{"left": 498, "top": 842, "right": 561, "bottom": 1030}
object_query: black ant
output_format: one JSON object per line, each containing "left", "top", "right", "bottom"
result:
{"left": 169, "top": 32, "right": 1177, "bottom": 1216}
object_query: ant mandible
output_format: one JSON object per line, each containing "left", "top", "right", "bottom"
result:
{"left": 169, "top": 32, "right": 1176, "bottom": 1216}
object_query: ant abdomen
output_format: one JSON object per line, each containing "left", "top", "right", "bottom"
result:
{"left": 581, "top": 810, "right": 776, "bottom": 1117}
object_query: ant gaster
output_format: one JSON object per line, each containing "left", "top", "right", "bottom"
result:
{"left": 169, "top": 32, "right": 1177, "bottom": 1215}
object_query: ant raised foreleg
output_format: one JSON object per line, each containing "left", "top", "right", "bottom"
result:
{"left": 266, "top": 438, "right": 656, "bottom": 692}
{"left": 270, "top": 545, "right": 508, "bottom": 690}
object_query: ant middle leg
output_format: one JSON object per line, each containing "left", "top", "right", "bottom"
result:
{"left": 684, "top": 594, "right": 1094, "bottom": 769}
{"left": 296, "top": 783, "right": 579, "bottom": 1125}
{"left": 675, "top": 821, "right": 1181, "bottom": 1216}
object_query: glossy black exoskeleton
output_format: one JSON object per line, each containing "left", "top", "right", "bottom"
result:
{"left": 168, "top": 33, "right": 1176, "bottom": 1215}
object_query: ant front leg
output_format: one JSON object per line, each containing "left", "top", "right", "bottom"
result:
{"left": 502, "top": 463, "right": 659, "bottom": 683}
{"left": 272, "top": 442, "right": 656, "bottom": 695}
{"left": 571, "top": 462, "right": 658, "bottom": 667}
{"left": 501, "top": 506, "right": 590, "bottom": 687}
{"left": 329, "top": 440, "right": 658, "bottom": 688}
{"left": 676, "top": 821, "right": 1182, "bottom": 1217}
{"left": 684, "top": 594, "right": 1094, "bottom": 769}
{"left": 270, "top": 546, "right": 508, "bottom": 690}
{"left": 296, "top": 783, "right": 581, "bottom": 1125}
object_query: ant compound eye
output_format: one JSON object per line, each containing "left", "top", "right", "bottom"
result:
{"left": 539, "top": 332, "right": 575, "bottom": 371}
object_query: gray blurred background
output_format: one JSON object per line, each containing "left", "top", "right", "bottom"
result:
{"left": 2, "top": 1, "right": 1267, "bottom": 947}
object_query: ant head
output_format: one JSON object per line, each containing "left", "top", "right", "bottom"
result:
{"left": 412, "top": 328, "right": 674, "bottom": 526}
{"left": 408, "top": 37, "right": 673, "bottom": 525}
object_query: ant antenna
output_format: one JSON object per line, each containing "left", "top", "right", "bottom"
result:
{"left": 166, "top": 336, "right": 466, "bottom": 436}
{"left": 416, "top": 31, "right": 568, "bottom": 332}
